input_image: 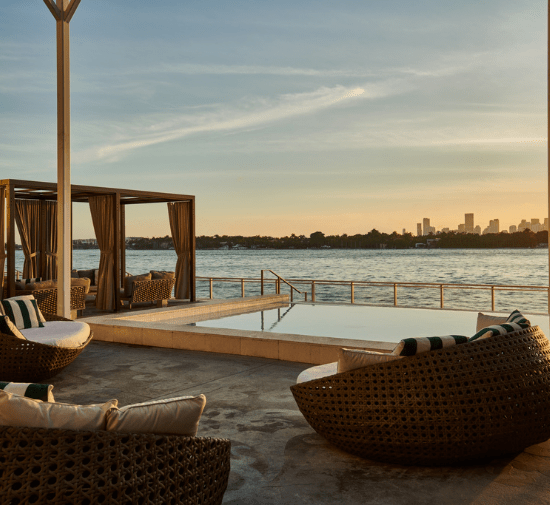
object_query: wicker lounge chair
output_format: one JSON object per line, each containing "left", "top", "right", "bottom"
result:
{"left": 291, "top": 326, "right": 550, "bottom": 466}
{"left": 121, "top": 277, "right": 176, "bottom": 309}
{"left": 0, "top": 312, "right": 92, "bottom": 382}
{"left": 0, "top": 425, "right": 230, "bottom": 504}
{"left": 16, "top": 285, "right": 86, "bottom": 315}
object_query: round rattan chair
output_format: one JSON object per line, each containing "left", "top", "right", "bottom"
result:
{"left": 0, "top": 426, "right": 230, "bottom": 505}
{"left": 291, "top": 325, "right": 550, "bottom": 466}
{"left": 0, "top": 312, "right": 92, "bottom": 382}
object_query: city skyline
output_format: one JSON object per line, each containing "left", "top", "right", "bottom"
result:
{"left": 1, "top": 1, "right": 547, "bottom": 239}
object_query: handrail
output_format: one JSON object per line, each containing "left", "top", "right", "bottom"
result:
{"left": 260, "top": 270, "right": 307, "bottom": 302}
{"left": 196, "top": 275, "right": 550, "bottom": 313}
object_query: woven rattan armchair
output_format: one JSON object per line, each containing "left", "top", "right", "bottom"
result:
{"left": 291, "top": 326, "right": 550, "bottom": 466}
{"left": 0, "top": 312, "right": 92, "bottom": 382}
{"left": 121, "top": 277, "right": 176, "bottom": 309}
{"left": 16, "top": 285, "right": 86, "bottom": 315}
{"left": 0, "top": 426, "right": 231, "bottom": 505}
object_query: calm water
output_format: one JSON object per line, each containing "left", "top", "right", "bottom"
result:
{"left": 14, "top": 248, "right": 549, "bottom": 312}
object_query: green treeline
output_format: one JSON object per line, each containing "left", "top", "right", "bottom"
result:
{"left": 72, "top": 229, "right": 549, "bottom": 250}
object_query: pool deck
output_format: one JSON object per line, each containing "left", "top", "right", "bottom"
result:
{"left": 50, "top": 338, "right": 550, "bottom": 505}
{"left": 80, "top": 296, "right": 550, "bottom": 365}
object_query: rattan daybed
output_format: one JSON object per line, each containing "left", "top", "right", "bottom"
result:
{"left": 0, "top": 312, "right": 92, "bottom": 382}
{"left": 291, "top": 326, "right": 550, "bottom": 466}
{"left": 0, "top": 425, "right": 230, "bottom": 504}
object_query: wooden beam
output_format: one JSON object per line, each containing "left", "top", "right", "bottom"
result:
{"left": 43, "top": 0, "right": 62, "bottom": 21}
{"left": 64, "top": 0, "right": 81, "bottom": 23}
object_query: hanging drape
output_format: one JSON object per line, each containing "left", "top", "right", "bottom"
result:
{"left": 168, "top": 201, "right": 191, "bottom": 299}
{"left": 0, "top": 188, "right": 5, "bottom": 298}
{"left": 89, "top": 195, "right": 115, "bottom": 310}
{"left": 44, "top": 201, "right": 58, "bottom": 280}
{"left": 15, "top": 200, "right": 40, "bottom": 279}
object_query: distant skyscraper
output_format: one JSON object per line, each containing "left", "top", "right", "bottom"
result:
{"left": 465, "top": 213, "right": 474, "bottom": 233}
{"left": 545, "top": 218, "right": 549, "bottom": 231}
{"left": 474, "top": 225, "right": 481, "bottom": 235}
{"left": 458, "top": 224, "right": 465, "bottom": 233}
{"left": 488, "top": 219, "right": 499, "bottom": 234}
{"left": 423, "top": 218, "right": 430, "bottom": 236}
{"left": 417, "top": 223, "right": 422, "bottom": 236}
{"left": 509, "top": 225, "right": 517, "bottom": 233}
{"left": 518, "top": 219, "right": 530, "bottom": 232}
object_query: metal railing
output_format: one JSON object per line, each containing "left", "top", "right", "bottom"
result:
{"left": 196, "top": 274, "right": 550, "bottom": 313}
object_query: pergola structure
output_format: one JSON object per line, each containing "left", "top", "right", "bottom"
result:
{"left": 0, "top": 179, "right": 196, "bottom": 311}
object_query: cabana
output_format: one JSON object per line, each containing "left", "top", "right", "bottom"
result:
{"left": 0, "top": 179, "right": 195, "bottom": 311}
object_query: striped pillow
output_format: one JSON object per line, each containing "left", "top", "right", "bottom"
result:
{"left": 0, "top": 382, "right": 54, "bottom": 402}
{"left": 470, "top": 310, "right": 530, "bottom": 342}
{"left": 392, "top": 335, "right": 468, "bottom": 357}
{"left": 0, "top": 295, "right": 45, "bottom": 329}
{"left": 15, "top": 277, "right": 42, "bottom": 290}
{"left": 0, "top": 315, "right": 26, "bottom": 339}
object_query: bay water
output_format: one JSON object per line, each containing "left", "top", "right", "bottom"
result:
{"left": 14, "top": 248, "right": 549, "bottom": 313}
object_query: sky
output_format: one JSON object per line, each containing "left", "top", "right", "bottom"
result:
{"left": 0, "top": 0, "right": 547, "bottom": 239}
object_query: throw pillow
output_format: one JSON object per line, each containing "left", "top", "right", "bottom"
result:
{"left": 123, "top": 273, "right": 152, "bottom": 297}
{"left": 106, "top": 394, "right": 206, "bottom": 436}
{"left": 15, "top": 277, "right": 42, "bottom": 291}
{"left": 338, "top": 348, "right": 403, "bottom": 373}
{"left": 0, "top": 382, "right": 54, "bottom": 402}
{"left": 392, "top": 335, "right": 468, "bottom": 357}
{"left": 71, "top": 277, "right": 91, "bottom": 294}
{"left": 470, "top": 310, "right": 531, "bottom": 342}
{"left": 0, "top": 390, "right": 117, "bottom": 430}
{"left": 0, "top": 315, "right": 26, "bottom": 339}
{"left": 1, "top": 295, "right": 45, "bottom": 329}
{"left": 150, "top": 270, "right": 175, "bottom": 280}
{"left": 476, "top": 312, "right": 508, "bottom": 332}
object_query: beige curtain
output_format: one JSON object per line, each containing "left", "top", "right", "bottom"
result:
{"left": 168, "top": 201, "right": 191, "bottom": 299}
{"left": 15, "top": 200, "right": 40, "bottom": 279}
{"left": 89, "top": 195, "right": 115, "bottom": 310}
{"left": 44, "top": 201, "right": 58, "bottom": 280}
{"left": 0, "top": 188, "right": 5, "bottom": 298}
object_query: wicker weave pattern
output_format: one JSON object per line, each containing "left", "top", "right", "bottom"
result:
{"left": 16, "top": 285, "right": 86, "bottom": 313}
{"left": 0, "top": 426, "right": 230, "bottom": 505}
{"left": 126, "top": 278, "right": 175, "bottom": 305}
{"left": 291, "top": 326, "right": 550, "bottom": 465}
{"left": 0, "top": 312, "right": 92, "bottom": 382}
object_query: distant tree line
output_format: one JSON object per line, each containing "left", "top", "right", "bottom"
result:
{"left": 71, "top": 229, "right": 549, "bottom": 250}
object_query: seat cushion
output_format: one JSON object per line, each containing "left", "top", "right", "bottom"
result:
{"left": 123, "top": 273, "right": 152, "bottom": 297}
{"left": 21, "top": 321, "right": 91, "bottom": 348}
{"left": 296, "top": 362, "right": 338, "bottom": 384}
{"left": 338, "top": 348, "right": 403, "bottom": 373}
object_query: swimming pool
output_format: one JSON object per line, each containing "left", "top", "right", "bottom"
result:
{"left": 189, "top": 303, "right": 512, "bottom": 343}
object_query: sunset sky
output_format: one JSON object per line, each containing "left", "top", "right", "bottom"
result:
{"left": 1, "top": 1, "right": 547, "bottom": 239}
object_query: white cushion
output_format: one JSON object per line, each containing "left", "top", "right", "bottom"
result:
{"left": 338, "top": 348, "right": 403, "bottom": 372}
{"left": 1, "top": 382, "right": 55, "bottom": 402}
{"left": 0, "top": 389, "right": 117, "bottom": 430}
{"left": 296, "top": 362, "right": 338, "bottom": 384}
{"left": 106, "top": 394, "right": 206, "bottom": 436}
{"left": 21, "top": 321, "right": 91, "bottom": 348}
{"left": 476, "top": 312, "right": 508, "bottom": 332}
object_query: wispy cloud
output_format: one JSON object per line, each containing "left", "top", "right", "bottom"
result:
{"left": 76, "top": 84, "right": 375, "bottom": 163}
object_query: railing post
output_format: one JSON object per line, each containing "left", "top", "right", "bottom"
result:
{"left": 491, "top": 286, "right": 495, "bottom": 311}
{"left": 241, "top": 278, "right": 245, "bottom": 298}
{"left": 209, "top": 278, "right": 213, "bottom": 299}
{"left": 261, "top": 270, "right": 264, "bottom": 295}
{"left": 276, "top": 278, "right": 280, "bottom": 294}
{"left": 290, "top": 287, "right": 294, "bottom": 302}
{"left": 440, "top": 284, "right": 444, "bottom": 308}
{"left": 351, "top": 282, "right": 354, "bottom": 304}
{"left": 311, "top": 281, "right": 316, "bottom": 302}
{"left": 304, "top": 291, "right": 307, "bottom": 302}
{"left": 394, "top": 283, "right": 397, "bottom": 306}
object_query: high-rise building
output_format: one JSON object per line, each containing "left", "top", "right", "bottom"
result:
{"left": 423, "top": 218, "right": 430, "bottom": 236}
{"left": 518, "top": 219, "right": 530, "bottom": 232}
{"left": 531, "top": 218, "right": 541, "bottom": 232}
{"left": 474, "top": 225, "right": 481, "bottom": 235}
{"left": 465, "top": 213, "right": 474, "bottom": 233}
{"left": 458, "top": 224, "right": 465, "bottom": 233}
{"left": 417, "top": 223, "right": 422, "bottom": 236}
{"left": 488, "top": 219, "right": 499, "bottom": 234}
{"left": 509, "top": 225, "right": 517, "bottom": 233}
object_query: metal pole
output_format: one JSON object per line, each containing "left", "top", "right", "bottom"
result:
{"left": 394, "top": 283, "right": 397, "bottom": 306}
{"left": 241, "top": 278, "right": 245, "bottom": 297}
{"left": 311, "top": 281, "right": 316, "bottom": 302}
{"left": 351, "top": 282, "right": 354, "bottom": 304}
{"left": 440, "top": 284, "right": 444, "bottom": 308}
{"left": 261, "top": 270, "right": 264, "bottom": 295}
{"left": 491, "top": 286, "right": 495, "bottom": 311}
{"left": 209, "top": 278, "right": 213, "bottom": 299}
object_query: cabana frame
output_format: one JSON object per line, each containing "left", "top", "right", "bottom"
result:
{"left": 0, "top": 179, "right": 196, "bottom": 311}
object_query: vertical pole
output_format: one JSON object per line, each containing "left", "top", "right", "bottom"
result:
{"left": 394, "top": 283, "right": 397, "bottom": 306}
{"left": 189, "top": 198, "right": 196, "bottom": 302}
{"left": 351, "top": 282, "right": 355, "bottom": 304}
{"left": 120, "top": 204, "right": 126, "bottom": 287}
{"left": 241, "top": 278, "right": 245, "bottom": 297}
{"left": 548, "top": 0, "right": 550, "bottom": 314}
{"left": 440, "top": 284, "right": 444, "bottom": 308}
{"left": 261, "top": 270, "right": 264, "bottom": 295}
{"left": 491, "top": 286, "right": 495, "bottom": 311}
{"left": 209, "top": 278, "right": 213, "bottom": 299}
{"left": 6, "top": 185, "right": 15, "bottom": 298}
{"left": 56, "top": 0, "right": 71, "bottom": 318}
{"left": 114, "top": 192, "right": 121, "bottom": 312}
{"left": 311, "top": 280, "right": 316, "bottom": 302}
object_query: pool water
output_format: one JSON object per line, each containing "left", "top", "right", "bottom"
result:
{"left": 189, "top": 303, "right": 545, "bottom": 343}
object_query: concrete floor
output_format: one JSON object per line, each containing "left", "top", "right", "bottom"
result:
{"left": 49, "top": 340, "right": 550, "bottom": 505}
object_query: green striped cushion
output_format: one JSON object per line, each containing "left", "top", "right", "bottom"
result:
{"left": 0, "top": 295, "right": 45, "bottom": 329}
{"left": 392, "top": 335, "right": 468, "bottom": 357}
{"left": 0, "top": 382, "right": 54, "bottom": 402}
{"left": 470, "top": 310, "right": 531, "bottom": 342}
{"left": 0, "top": 315, "right": 26, "bottom": 339}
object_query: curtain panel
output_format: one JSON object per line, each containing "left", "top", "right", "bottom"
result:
{"left": 0, "top": 189, "right": 5, "bottom": 298}
{"left": 44, "top": 201, "right": 58, "bottom": 280}
{"left": 89, "top": 195, "right": 115, "bottom": 310}
{"left": 15, "top": 200, "right": 40, "bottom": 279}
{"left": 167, "top": 202, "right": 191, "bottom": 299}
